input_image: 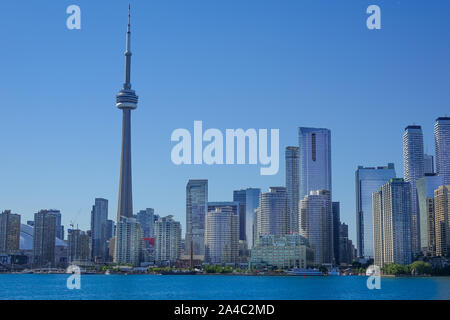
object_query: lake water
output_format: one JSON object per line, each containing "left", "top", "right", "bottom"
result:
{"left": 0, "top": 274, "right": 449, "bottom": 300}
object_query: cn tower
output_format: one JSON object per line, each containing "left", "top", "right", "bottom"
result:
{"left": 116, "top": 5, "right": 138, "bottom": 222}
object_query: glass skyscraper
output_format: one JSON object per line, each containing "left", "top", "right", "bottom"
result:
{"left": 185, "top": 179, "right": 208, "bottom": 257}
{"left": 434, "top": 117, "right": 450, "bottom": 185}
{"left": 91, "top": 198, "right": 108, "bottom": 262}
{"left": 356, "top": 163, "right": 396, "bottom": 258}
{"left": 403, "top": 125, "right": 425, "bottom": 254}
{"left": 233, "top": 188, "right": 261, "bottom": 249}
{"left": 285, "top": 146, "right": 300, "bottom": 234}
{"left": 298, "top": 127, "right": 332, "bottom": 199}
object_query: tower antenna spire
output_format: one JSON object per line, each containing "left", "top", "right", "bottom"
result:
{"left": 124, "top": 4, "right": 132, "bottom": 90}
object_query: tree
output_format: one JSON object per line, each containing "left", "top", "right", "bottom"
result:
{"left": 410, "top": 261, "right": 432, "bottom": 275}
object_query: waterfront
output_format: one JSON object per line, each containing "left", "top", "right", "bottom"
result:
{"left": 0, "top": 274, "right": 449, "bottom": 300}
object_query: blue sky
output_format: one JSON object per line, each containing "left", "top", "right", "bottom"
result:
{"left": 1, "top": 0, "right": 449, "bottom": 243}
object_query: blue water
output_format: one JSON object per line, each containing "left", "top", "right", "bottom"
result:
{"left": 0, "top": 275, "right": 449, "bottom": 300}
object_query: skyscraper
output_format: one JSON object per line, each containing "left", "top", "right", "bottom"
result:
{"left": 424, "top": 154, "right": 435, "bottom": 175}
{"left": 417, "top": 174, "right": 443, "bottom": 255}
{"left": 0, "top": 210, "right": 21, "bottom": 254}
{"left": 233, "top": 190, "right": 247, "bottom": 242}
{"left": 372, "top": 178, "right": 412, "bottom": 267}
{"left": 403, "top": 125, "right": 425, "bottom": 255}
{"left": 435, "top": 117, "right": 450, "bottom": 185}
{"left": 434, "top": 185, "right": 450, "bottom": 257}
{"left": 298, "top": 127, "right": 332, "bottom": 199}
{"left": 255, "top": 187, "right": 288, "bottom": 240}
{"left": 154, "top": 215, "right": 181, "bottom": 264}
{"left": 116, "top": 6, "right": 139, "bottom": 222}
{"left": 67, "top": 229, "right": 90, "bottom": 263}
{"left": 299, "top": 190, "right": 333, "bottom": 265}
{"left": 355, "top": 163, "right": 396, "bottom": 258}
{"left": 233, "top": 188, "right": 261, "bottom": 249}
{"left": 285, "top": 146, "right": 300, "bottom": 234}
{"left": 205, "top": 207, "right": 239, "bottom": 265}
{"left": 33, "top": 210, "right": 57, "bottom": 267}
{"left": 91, "top": 198, "right": 108, "bottom": 262}
{"left": 115, "top": 217, "right": 142, "bottom": 266}
{"left": 332, "top": 202, "right": 340, "bottom": 265}
{"left": 136, "top": 208, "right": 155, "bottom": 238}
{"left": 186, "top": 179, "right": 208, "bottom": 257}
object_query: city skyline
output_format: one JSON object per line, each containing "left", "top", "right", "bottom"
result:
{"left": 2, "top": 1, "right": 450, "bottom": 245}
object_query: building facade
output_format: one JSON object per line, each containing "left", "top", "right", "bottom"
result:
{"left": 298, "top": 127, "right": 332, "bottom": 199}
{"left": 285, "top": 146, "right": 300, "bottom": 234}
{"left": 434, "top": 185, "right": 450, "bottom": 257}
{"left": 332, "top": 202, "right": 340, "bottom": 265}
{"left": 186, "top": 179, "right": 208, "bottom": 258}
{"left": 250, "top": 234, "right": 314, "bottom": 269}
{"left": 33, "top": 210, "right": 57, "bottom": 267}
{"left": 115, "top": 217, "right": 142, "bottom": 266}
{"left": 372, "top": 179, "right": 412, "bottom": 267}
{"left": 67, "top": 229, "right": 90, "bottom": 263}
{"left": 355, "top": 163, "right": 396, "bottom": 258}
{"left": 154, "top": 215, "right": 181, "bottom": 264}
{"left": 91, "top": 198, "right": 108, "bottom": 262}
{"left": 136, "top": 208, "right": 155, "bottom": 238}
{"left": 299, "top": 190, "right": 333, "bottom": 265}
{"left": 205, "top": 207, "right": 239, "bottom": 265}
{"left": 403, "top": 125, "right": 425, "bottom": 255}
{"left": 0, "top": 210, "right": 21, "bottom": 254}
{"left": 255, "top": 187, "right": 288, "bottom": 240}
{"left": 435, "top": 117, "right": 450, "bottom": 185}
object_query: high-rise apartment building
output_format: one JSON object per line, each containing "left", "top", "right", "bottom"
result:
{"left": 355, "top": 163, "right": 396, "bottom": 258}
{"left": 67, "top": 229, "right": 90, "bottom": 263}
{"left": 372, "top": 178, "right": 412, "bottom": 267}
{"left": 403, "top": 125, "right": 425, "bottom": 254}
{"left": 186, "top": 179, "right": 208, "bottom": 257}
{"left": 298, "top": 127, "right": 332, "bottom": 199}
{"left": 154, "top": 215, "right": 181, "bottom": 264}
{"left": 255, "top": 187, "right": 288, "bottom": 240}
{"left": 91, "top": 198, "right": 108, "bottom": 262}
{"left": 205, "top": 207, "right": 239, "bottom": 264}
{"left": 115, "top": 217, "right": 142, "bottom": 266}
{"left": 434, "top": 185, "right": 450, "bottom": 257}
{"left": 435, "top": 117, "right": 450, "bottom": 185}
{"left": 285, "top": 146, "right": 300, "bottom": 234}
{"left": 0, "top": 210, "right": 21, "bottom": 254}
{"left": 299, "top": 190, "right": 333, "bottom": 265}
{"left": 417, "top": 174, "right": 443, "bottom": 255}
{"left": 33, "top": 210, "right": 58, "bottom": 267}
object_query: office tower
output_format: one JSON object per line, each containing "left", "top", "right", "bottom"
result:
{"left": 332, "top": 202, "right": 340, "bottom": 265}
{"left": 338, "top": 222, "right": 356, "bottom": 265}
{"left": 250, "top": 234, "right": 314, "bottom": 269}
{"left": 45, "top": 210, "right": 63, "bottom": 240}
{"left": 233, "top": 190, "right": 247, "bottom": 242}
{"left": 417, "top": 174, "right": 444, "bottom": 255}
{"left": 299, "top": 190, "right": 333, "bottom": 265}
{"left": 403, "top": 125, "right": 425, "bottom": 255}
{"left": 116, "top": 6, "right": 139, "bottom": 222}
{"left": 298, "top": 127, "right": 332, "bottom": 199}
{"left": 67, "top": 229, "right": 90, "bottom": 263}
{"left": 233, "top": 188, "right": 261, "bottom": 250}
{"left": 33, "top": 210, "right": 57, "bottom": 267}
{"left": 255, "top": 187, "right": 288, "bottom": 240}
{"left": 91, "top": 198, "right": 108, "bottom": 262}
{"left": 136, "top": 208, "right": 155, "bottom": 238}
{"left": 186, "top": 179, "right": 208, "bottom": 257}
{"left": 424, "top": 154, "right": 435, "bottom": 174}
{"left": 154, "top": 215, "right": 181, "bottom": 264}
{"left": 285, "top": 146, "right": 300, "bottom": 234}
{"left": 0, "top": 210, "right": 21, "bottom": 254}
{"left": 205, "top": 207, "right": 239, "bottom": 264}
{"left": 355, "top": 163, "right": 396, "bottom": 258}
{"left": 434, "top": 185, "right": 450, "bottom": 257}
{"left": 106, "top": 219, "right": 115, "bottom": 240}
{"left": 115, "top": 217, "right": 142, "bottom": 266}
{"left": 372, "top": 179, "right": 412, "bottom": 267}
{"left": 435, "top": 117, "right": 450, "bottom": 185}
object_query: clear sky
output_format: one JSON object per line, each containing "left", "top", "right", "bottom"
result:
{"left": 1, "top": 0, "right": 449, "bottom": 244}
